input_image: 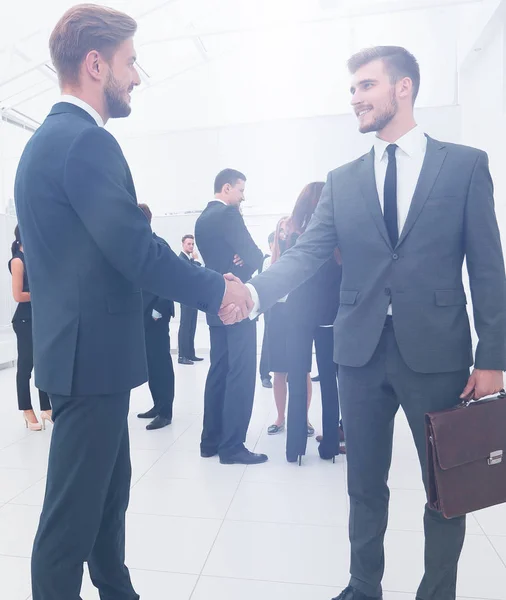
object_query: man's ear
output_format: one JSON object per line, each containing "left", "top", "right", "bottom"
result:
{"left": 84, "top": 50, "right": 104, "bottom": 82}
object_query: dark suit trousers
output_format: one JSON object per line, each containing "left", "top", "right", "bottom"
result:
{"left": 31, "top": 392, "right": 138, "bottom": 600}
{"left": 13, "top": 319, "right": 51, "bottom": 411}
{"left": 314, "top": 326, "right": 340, "bottom": 457}
{"left": 258, "top": 311, "right": 271, "bottom": 380}
{"left": 178, "top": 304, "right": 198, "bottom": 359}
{"left": 201, "top": 319, "right": 257, "bottom": 457}
{"left": 338, "top": 318, "right": 468, "bottom": 600}
{"left": 285, "top": 323, "right": 314, "bottom": 460}
{"left": 145, "top": 316, "right": 174, "bottom": 419}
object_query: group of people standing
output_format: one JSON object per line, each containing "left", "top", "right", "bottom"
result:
{"left": 191, "top": 169, "right": 345, "bottom": 466}
{"left": 8, "top": 4, "right": 506, "bottom": 600}
{"left": 260, "top": 183, "right": 345, "bottom": 462}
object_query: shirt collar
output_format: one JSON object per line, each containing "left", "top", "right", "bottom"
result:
{"left": 374, "top": 125, "right": 426, "bottom": 161}
{"left": 60, "top": 95, "right": 104, "bottom": 127}
{"left": 212, "top": 198, "right": 227, "bottom": 206}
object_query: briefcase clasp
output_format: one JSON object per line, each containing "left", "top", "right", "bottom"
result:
{"left": 488, "top": 450, "right": 503, "bottom": 466}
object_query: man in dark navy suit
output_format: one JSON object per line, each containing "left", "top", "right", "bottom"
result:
{"left": 178, "top": 234, "right": 203, "bottom": 365}
{"left": 136, "top": 203, "right": 176, "bottom": 431}
{"left": 195, "top": 169, "right": 266, "bottom": 465}
{"left": 14, "top": 6, "right": 252, "bottom": 600}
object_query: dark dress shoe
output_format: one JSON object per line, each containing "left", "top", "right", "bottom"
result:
{"left": 261, "top": 378, "right": 273, "bottom": 389}
{"left": 137, "top": 408, "right": 158, "bottom": 419}
{"left": 178, "top": 357, "right": 194, "bottom": 365}
{"left": 146, "top": 416, "right": 172, "bottom": 430}
{"left": 332, "top": 586, "right": 382, "bottom": 600}
{"left": 220, "top": 448, "right": 268, "bottom": 465}
{"left": 200, "top": 449, "right": 218, "bottom": 458}
{"left": 190, "top": 356, "right": 204, "bottom": 362}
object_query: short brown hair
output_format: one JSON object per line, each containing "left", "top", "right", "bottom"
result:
{"left": 348, "top": 46, "right": 420, "bottom": 103}
{"left": 214, "top": 169, "right": 246, "bottom": 194}
{"left": 49, "top": 3, "right": 137, "bottom": 85}
{"left": 182, "top": 234, "right": 194, "bottom": 243}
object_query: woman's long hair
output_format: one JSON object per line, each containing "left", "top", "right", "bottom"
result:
{"left": 284, "top": 182, "right": 341, "bottom": 263}
{"left": 286, "top": 182, "right": 326, "bottom": 244}
{"left": 11, "top": 226, "right": 21, "bottom": 258}
{"left": 271, "top": 216, "right": 289, "bottom": 265}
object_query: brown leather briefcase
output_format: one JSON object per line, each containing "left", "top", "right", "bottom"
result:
{"left": 426, "top": 390, "right": 506, "bottom": 519}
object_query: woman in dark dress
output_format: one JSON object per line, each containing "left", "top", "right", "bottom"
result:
{"left": 8, "top": 226, "right": 51, "bottom": 431}
{"left": 283, "top": 182, "right": 343, "bottom": 464}
{"left": 266, "top": 217, "right": 313, "bottom": 436}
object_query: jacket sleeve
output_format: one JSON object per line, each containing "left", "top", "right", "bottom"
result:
{"left": 465, "top": 151, "right": 506, "bottom": 370}
{"left": 64, "top": 127, "right": 224, "bottom": 314}
{"left": 250, "top": 172, "right": 338, "bottom": 312}
{"left": 223, "top": 207, "right": 264, "bottom": 272}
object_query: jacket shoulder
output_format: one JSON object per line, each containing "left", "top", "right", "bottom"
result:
{"left": 431, "top": 137, "right": 487, "bottom": 160}
{"left": 329, "top": 153, "right": 368, "bottom": 180}
{"left": 67, "top": 124, "right": 122, "bottom": 155}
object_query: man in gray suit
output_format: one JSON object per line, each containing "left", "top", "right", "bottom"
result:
{"left": 220, "top": 47, "right": 506, "bottom": 600}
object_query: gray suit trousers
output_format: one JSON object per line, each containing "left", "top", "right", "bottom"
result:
{"left": 339, "top": 317, "right": 469, "bottom": 600}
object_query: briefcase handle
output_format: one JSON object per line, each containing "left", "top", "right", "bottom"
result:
{"left": 460, "top": 389, "right": 506, "bottom": 408}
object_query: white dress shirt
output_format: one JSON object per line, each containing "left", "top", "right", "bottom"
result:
{"left": 375, "top": 126, "right": 427, "bottom": 315}
{"left": 248, "top": 126, "right": 427, "bottom": 319}
{"left": 60, "top": 95, "right": 105, "bottom": 127}
{"left": 373, "top": 125, "right": 427, "bottom": 235}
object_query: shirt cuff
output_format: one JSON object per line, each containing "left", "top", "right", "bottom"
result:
{"left": 246, "top": 284, "right": 260, "bottom": 319}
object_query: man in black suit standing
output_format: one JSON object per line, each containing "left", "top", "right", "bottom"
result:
{"left": 178, "top": 234, "right": 203, "bottom": 365}
{"left": 235, "top": 47, "right": 506, "bottom": 600}
{"left": 195, "top": 169, "right": 267, "bottom": 465}
{"left": 14, "top": 6, "right": 252, "bottom": 599}
{"left": 136, "top": 203, "right": 175, "bottom": 431}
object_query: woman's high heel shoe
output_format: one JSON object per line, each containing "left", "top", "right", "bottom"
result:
{"left": 286, "top": 454, "right": 303, "bottom": 466}
{"left": 23, "top": 411, "right": 42, "bottom": 431}
{"left": 40, "top": 411, "right": 53, "bottom": 430}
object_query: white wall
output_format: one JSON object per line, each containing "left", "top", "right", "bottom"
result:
{"left": 459, "top": 17, "right": 506, "bottom": 246}
{"left": 0, "top": 122, "right": 32, "bottom": 215}
{"left": 120, "top": 105, "right": 463, "bottom": 220}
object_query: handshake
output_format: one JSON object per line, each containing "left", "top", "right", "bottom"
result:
{"left": 219, "top": 273, "right": 255, "bottom": 325}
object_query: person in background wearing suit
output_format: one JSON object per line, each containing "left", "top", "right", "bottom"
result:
{"left": 136, "top": 203, "right": 175, "bottom": 431}
{"left": 276, "top": 183, "right": 341, "bottom": 463}
{"left": 178, "top": 233, "right": 203, "bottom": 365}
{"left": 231, "top": 46, "right": 506, "bottom": 600}
{"left": 195, "top": 169, "right": 267, "bottom": 465}
{"left": 14, "top": 6, "right": 252, "bottom": 599}
{"left": 8, "top": 226, "right": 52, "bottom": 431}
{"left": 258, "top": 231, "right": 275, "bottom": 388}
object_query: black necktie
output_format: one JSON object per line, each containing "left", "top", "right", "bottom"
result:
{"left": 384, "top": 143, "right": 398, "bottom": 247}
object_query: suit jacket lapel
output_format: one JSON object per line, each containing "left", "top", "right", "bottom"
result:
{"left": 397, "top": 136, "right": 447, "bottom": 247}
{"left": 359, "top": 148, "right": 392, "bottom": 249}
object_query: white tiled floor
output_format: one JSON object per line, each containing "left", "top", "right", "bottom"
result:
{"left": 0, "top": 355, "right": 505, "bottom": 600}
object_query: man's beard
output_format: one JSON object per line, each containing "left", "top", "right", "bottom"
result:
{"left": 104, "top": 72, "right": 131, "bottom": 119}
{"left": 359, "top": 89, "right": 398, "bottom": 134}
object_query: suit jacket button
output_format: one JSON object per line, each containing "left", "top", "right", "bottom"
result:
{"left": 385, "top": 288, "right": 391, "bottom": 296}
{"left": 392, "top": 254, "right": 399, "bottom": 260}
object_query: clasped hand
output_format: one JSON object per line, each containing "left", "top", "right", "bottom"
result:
{"left": 219, "top": 273, "right": 254, "bottom": 325}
